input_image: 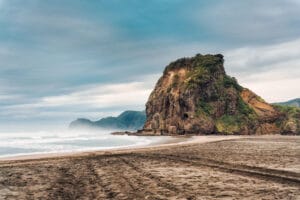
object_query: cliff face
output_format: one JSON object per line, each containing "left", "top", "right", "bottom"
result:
{"left": 142, "top": 54, "right": 285, "bottom": 135}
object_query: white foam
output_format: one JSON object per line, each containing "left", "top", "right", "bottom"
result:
{"left": 0, "top": 129, "right": 169, "bottom": 158}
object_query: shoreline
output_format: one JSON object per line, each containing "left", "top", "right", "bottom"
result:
{"left": 0, "top": 135, "right": 243, "bottom": 162}
{"left": 0, "top": 135, "right": 190, "bottom": 162}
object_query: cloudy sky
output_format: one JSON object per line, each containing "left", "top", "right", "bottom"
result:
{"left": 0, "top": 0, "right": 299, "bottom": 131}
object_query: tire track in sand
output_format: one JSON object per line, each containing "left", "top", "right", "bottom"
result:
{"left": 118, "top": 155, "right": 195, "bottom": 200}
{"left": 91, "top": 156, "right": 147, "bottom": 199}
{"left": 136, "top": 153, "right": 300, "bottom": 186}
{"left": 47, "top": 158, "right": 108, "bottom": 200}
{"left": 95, "top": 155, "right": 188, "bottom": 199}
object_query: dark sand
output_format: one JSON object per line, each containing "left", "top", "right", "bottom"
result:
{"left": 0, "top": 135, "right": 299, "bottom": 199}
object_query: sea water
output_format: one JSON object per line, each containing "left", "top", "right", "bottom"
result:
{"left": 0, "top": 129, "right": 170, "bottom": 158}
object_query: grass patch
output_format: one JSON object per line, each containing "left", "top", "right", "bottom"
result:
{"left": 193, "top": 54, "right": 223, "bottom": 73}
{"left": 223, "top": 75, "right": 243, "bottom": 91}
{"left": 186, "top": 67, "right": 210, "bottom": 89}
{"left": 196, "top": 101, "right": 213, "bottom": 116}
{"left": 216, "top": 115, "right": 240, "bottom": 134}
{"left": 237, "top": 97, "right": 255, "bottom": 116}
{"left": 273, "top": 104, "right": 300, "bottom": 134}
{"left": 273, "top": 104, "right": 300, "bottom": 118}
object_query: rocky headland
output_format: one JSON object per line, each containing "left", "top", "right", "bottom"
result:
{"left": 140, "top": 54, "right": 299, "bottom": 135}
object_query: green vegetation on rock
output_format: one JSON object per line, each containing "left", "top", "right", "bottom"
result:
{"left": 183, "top": 54, "right": 224, "bottom": 89}
{"left": 193, "top": 54, "right": 223, "bottom": 73}
{"left": 196, "top": 100, "right": 213, "bottom": 116}
{"left": 186, "top": 67, "right": 210, "bottom": 89}
{"left": 274, "top": 105, "right": 300, "bottom": 117}
{"left": 223, "top": 75, "right": 243, "bottom": 91}
{"left": 216, "top": 115, "right": 240, "bottom": 134}
{"left": 273, "top": 104, "right": 300, "bottom": 134}
{"left": 237, "top": 97, "right": 255, "bottom": 116}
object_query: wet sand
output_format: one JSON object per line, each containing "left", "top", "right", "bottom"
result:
{"left": 0, "top": 135, "right": 299, "bottom": 199}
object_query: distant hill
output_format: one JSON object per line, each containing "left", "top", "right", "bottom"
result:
{"left": 275, "top": 98, "right": 300, "bottom": 108}
{"left": 69, "top": 111, "right": 146, "bottom": 131}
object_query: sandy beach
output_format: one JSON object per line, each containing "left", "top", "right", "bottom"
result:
{"left": 0, "top": 135, "right": 299, "bottom": 199}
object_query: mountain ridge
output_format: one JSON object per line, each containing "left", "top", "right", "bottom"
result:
{"left": 69, "top": 110, "right": 146, "bottom": 130}
{"left": 275, "top": 98, "right": 300, "bottom": 108}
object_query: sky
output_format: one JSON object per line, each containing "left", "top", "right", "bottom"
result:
{"left": 0, "top": 0, "right": 299, "bottom": 131}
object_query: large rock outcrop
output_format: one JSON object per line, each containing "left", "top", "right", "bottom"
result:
{"left": 141, "top": 54, "right": 288, "bottom": 135}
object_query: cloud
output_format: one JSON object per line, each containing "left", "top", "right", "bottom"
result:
{"left": 224, "top": 38, "right": 300, "bottom": 102}
{"left": 191, "top": 0, "right": 300, "bottom": 45}
{"left": 0, "top": 80, "right": 154, "bottom": 122}
{"left": 241, "top": 75, "right": 299, "bottom": 103}
{"left": 0, "top": 94, "right": 21, "bottom": 101}
{"left": 225, "top": 38, "right": 300, "bottom": 73}
{"left": 40, "top": 82, "right": 152, "bottom": 108}
{"left": 0, "top": 0, "right": 299, "bottom": 130}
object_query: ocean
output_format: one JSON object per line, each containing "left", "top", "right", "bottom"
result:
{"left": 0, "top": 129, "right": 170, "bottom": 158}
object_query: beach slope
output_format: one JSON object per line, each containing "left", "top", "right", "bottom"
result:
{"left": 0, "top": 135, "right": 299, "bottom": 199}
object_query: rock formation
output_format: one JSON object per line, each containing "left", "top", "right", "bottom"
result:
{"left": 141, "top": 54, "right": 296, "bottom": 135}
